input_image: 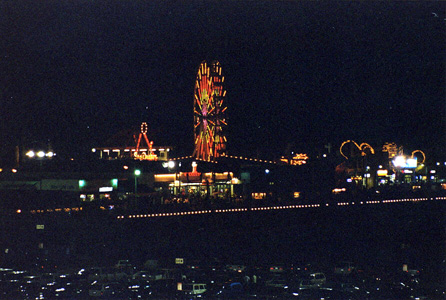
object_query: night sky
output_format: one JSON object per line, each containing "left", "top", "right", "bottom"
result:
{"left": 1, "top": 1, "right": 445, "bottom": 161}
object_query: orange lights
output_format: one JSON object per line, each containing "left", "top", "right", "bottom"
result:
{"left": 411, "top": 150, "right": 426, "bottom": 165}
{"left": 280, "top": 154, "right": 308, "bottom": 165}
{"left": 294, "top": 154, "right": 308, "bottom": 160}
{"left": 340, "top": 140, "right": 375, "bottom": 159}
{"left": 154, "top": 174, "right": 177, "bottom": 182}
{"left": 382, "top": 142, "right": 399, "bottom": 159}
{"left": 134, "top": 152, "right": 158, "bottom": 161}
{"left": 134, "top": 122, "right": 158, "bottom": 161}
{"left": 332, "top": 188, "right": 346, "bottom": 194}
{"left": 252, "top": 192, "right": 266, "bottom": 199}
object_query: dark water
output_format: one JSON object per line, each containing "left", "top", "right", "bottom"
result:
{"left": 1, "top": 200, "right": 445, "bottom": 284}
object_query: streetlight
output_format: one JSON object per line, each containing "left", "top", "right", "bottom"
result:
{"left": 134, "top": 169, "right": 141, "bottom": 195}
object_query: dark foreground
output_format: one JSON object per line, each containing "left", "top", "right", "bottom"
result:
{"left": 0, "top": 198, "right": 445, "bottom": 299}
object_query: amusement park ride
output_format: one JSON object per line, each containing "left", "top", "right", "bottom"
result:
{"left": 133, "top": 122, "right": 157, "bottom": 161}
{"left": 91, "top": 122, "right": 171, "bottom": 161}
{"left": 338, "top": 140, "right": 427, "bottom": 187}
{"left": 192, "top": 61, "right": 227, "bottom": 162}
{"left": 93, "top": 60, "right": 427, "bottom": 178}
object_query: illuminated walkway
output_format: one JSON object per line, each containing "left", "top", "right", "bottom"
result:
{"left": 117, "top": 196, "right": 446, "bottom": 220}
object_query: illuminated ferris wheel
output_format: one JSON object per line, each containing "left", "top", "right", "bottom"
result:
{"left": 193, "top": 61, "right": 227, "bottom": 161}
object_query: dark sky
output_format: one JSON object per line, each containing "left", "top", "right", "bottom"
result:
{"left": 1, "top": 1, "right": 445, "bottom": 160}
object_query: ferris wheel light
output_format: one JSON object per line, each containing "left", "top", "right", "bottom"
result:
{"left": 141, "top": 122, "right": 148, "bottom": 134}
{"left": 193, "top": 61, "right": 227, "bottom": 161}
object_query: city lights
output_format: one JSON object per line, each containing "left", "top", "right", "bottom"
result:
{"left": 393, "top": 155, "right": 417, "bottom": 169}
{"left": 26, "top": 150, "right": 55, "bottom": 159}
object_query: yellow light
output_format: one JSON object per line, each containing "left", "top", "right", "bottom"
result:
{"left": 375, "top": 170, "right": 388, "bottom": 178}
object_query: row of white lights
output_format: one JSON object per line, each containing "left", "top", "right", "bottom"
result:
{"left": 116, "top": 198, "right": 445, "bottom": 219}
{"left": 29, "top": 207, "right": 83, "bottom": 214}
{"left": 251, "top": 204, "right": 320, "bottom": 210}
{"left": 119, "top": 210, "right": 213, "bottom": 219}
{"left": 14, "top": 196, "right": 445, "bottom": 216}
{"left": 337, "top": 198, "right": 431, "bottom": 206}
{"left": 215, "top": 208, "right": 249, "bottom": 213}
{"left": 382, "top": 198, "right": 429, "bottom": 203}
{"left": 15, "top": 207, "right": 83, "bottom": 214}
{"left": 222, "top": 154, "right": 276, "bottom": 164}
{"left": 117, "top": 204, "right": 321, "bottom": 219}
{"left": 26, "top": 150, "right": 55, "bottom": 158}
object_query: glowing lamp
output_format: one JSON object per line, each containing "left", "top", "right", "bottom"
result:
{"left": 377, "top": 170, "right": 388, "bottom": 176}
{"left": 78, "top": 180, "right": 86, "bottom": 188}
{"left": 406, "top": 158, "right": 417, "bottom": 168}
{"left": 26, "top": 151, "right": 35, "bottom": 158}
{"left": 392, "top": 155, "right": 406, "bottom": 168}
{"left": 37, "top": 151, "right": 45, "bottom": 158}
{"left": 111, "top": 179, "right": 118, "bottom": 187}
{"left": 134, "top": 169, "right": 141, "bottom": 176}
